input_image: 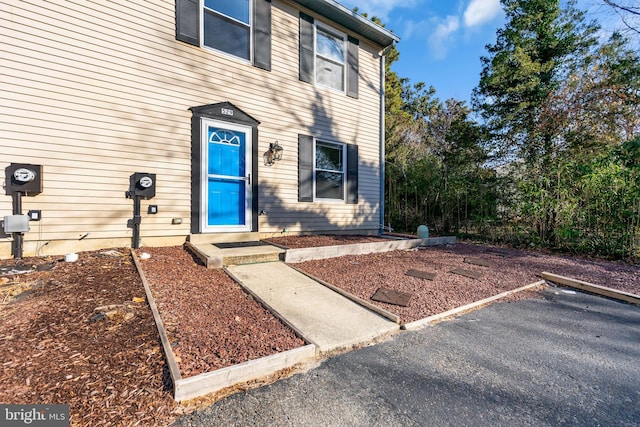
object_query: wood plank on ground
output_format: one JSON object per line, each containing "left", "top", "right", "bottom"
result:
{"left": 541, "top": 272, "right": 640, "bottom": 305}
{"left": 406, "top": 269, "right": 436, "bottom": 281}
{"left": 484, "top": 249, "right": 510, "bottom": 257}
{"left": 371, "top": 287, "right": 413, "bottom": 307}
{"left": 464, "top": 257, "right": 492, "bottom": 267}
{"left": 450, "top": 268, "right": 483, "bottom": 280}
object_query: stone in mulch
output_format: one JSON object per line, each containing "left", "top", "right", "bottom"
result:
{"left": 464, "top": 257, "right": 492, "bottom": 267}
{"left": 371, "top": 287, "right": 413, "bottom": 307}
{"left": 484, "top": 249, "right": 511, "bottom": 257}
{"left": 0, "top": 264, "right": 35, "bottom": 275}
{"left": 450, "top": 268, "right": 483, "bottom": 280}
{"left": 405, "top": 269, "right": 436, "bottom": 281}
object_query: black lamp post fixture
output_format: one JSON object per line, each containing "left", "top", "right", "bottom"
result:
{"left": 263, "top": 141, "right": 284, "bottom": 166}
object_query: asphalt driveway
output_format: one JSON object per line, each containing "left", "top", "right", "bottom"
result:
{"left": 172, "top": 287, "right": 640, "bottom": 427}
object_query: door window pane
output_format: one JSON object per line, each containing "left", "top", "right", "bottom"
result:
{"left": 207, "top": 127, "right": 245, "bottom": 176}
{"left": 208, "top": 178, "right": 246, "bottom": 225}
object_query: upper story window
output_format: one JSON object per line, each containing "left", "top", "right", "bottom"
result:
{"left": 315, "top": 26, "right": 346, "bottom": 92}
{"left": 203, "top": 0, "right": 251, "bottom": 61}
{"left": 176, "top": 0, "right": 271, "bottom": 71}
{"left": 299, "top": 12, "right": 360, "bottom": 99}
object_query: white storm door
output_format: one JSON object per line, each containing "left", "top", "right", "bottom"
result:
{"left": 201, "top": 119, "right": 252, "bottom": 232}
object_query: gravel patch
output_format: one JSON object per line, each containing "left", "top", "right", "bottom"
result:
{"left": 293, "top": 243, "right": 640, "bottom": 323}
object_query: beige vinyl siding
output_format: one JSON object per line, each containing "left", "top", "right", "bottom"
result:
{"left": 0, "top": 0, "right": 384, "bottom": 255}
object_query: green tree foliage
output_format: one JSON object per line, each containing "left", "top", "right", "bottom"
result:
{"left": 372, "top": 9, "right": 512, "bottom": 239}
{"left": 363, "top": 3, "right": 639, "bottom": 259}
{"left": 474, "top": 0, "right": 599, "bottom": 166}
{"left": 473, "top": 0, "right": 595, "bottom": 244}
{"left": 384, "top": 80, "right": 498, "bottom": 235}
{"left": 472, "top": 0, "right": 640, "bottom": 258}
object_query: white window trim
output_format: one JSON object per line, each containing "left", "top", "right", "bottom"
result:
{"left": 200, "top": 0, "right": 253, "bottom": 64}
{"left": 314, "top": 21, "right": 347, "bottom": 94}
{"left": 313, "top": 139, "right": 346, "bottom": 202}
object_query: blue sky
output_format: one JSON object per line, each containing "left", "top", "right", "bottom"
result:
{"left": 339, "top": 0, "right": 632, "bottom": 105}
{"left": 339, "top": 0, "right": 505, "bottom": 104}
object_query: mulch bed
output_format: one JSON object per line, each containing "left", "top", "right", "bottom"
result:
{"left": 135, "top": 246, "right": 306, "bottom": 378}
{"left": 293, "top": 243, "right": 640, "bottom": 323}
{"left": 0, "top": 249, "right": 177, "bottom": 427}
{"left": 1, "top": 238, "right": 637, "bottom": 425}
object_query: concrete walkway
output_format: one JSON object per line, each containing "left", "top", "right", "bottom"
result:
{"left": 226, "top": 262, "right": 400, "bottom": 353}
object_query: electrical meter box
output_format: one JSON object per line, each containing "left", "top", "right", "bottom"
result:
{"left": 5, "top": 163, "right": 43, "bottom": 195}
{"left": 128, "top": 172, "right": 156, "bottom": 199}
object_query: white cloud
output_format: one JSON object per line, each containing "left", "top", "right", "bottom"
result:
{"left": 463, "top": 0, "right": 502, "bottom": 27}
{"left": 340, "top": 0, "right": 420, "bottom": 21}
{"left": 429, "top": 15, "right": 460, "bottom": 59}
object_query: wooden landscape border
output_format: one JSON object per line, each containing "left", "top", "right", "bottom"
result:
{"left": 541, "top": 272, "right": 640, "bottom": 305}
{"left": 284, "top": 236, "right": 457, "bottom": 263}
{"left": 131, "top": 250, "right": 317, "bottom": 402}
{"left": 403, "top": 280, "right": 547, "bottom": 331}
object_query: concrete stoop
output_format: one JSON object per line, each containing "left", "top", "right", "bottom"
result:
{"left": 187, "top": 236, "right": 457, "bottom": 268}
{"left": 186, "top": 241, "right": 285, "bottom": 268}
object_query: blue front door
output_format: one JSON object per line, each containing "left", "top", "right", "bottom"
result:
{"left": 201, "top": 119, "right": 252, "bottom": 232}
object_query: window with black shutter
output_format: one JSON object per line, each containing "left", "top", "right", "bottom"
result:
{"left": 298, "top": 135, "right": 358, "bottom": 204}
{"left": 298, "top": 12, "right": 359, "bottom": 98}
{"left": 175, "top": 0, "right": 271, "bottom": 70}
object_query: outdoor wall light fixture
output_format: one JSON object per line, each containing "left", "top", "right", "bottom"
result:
{"left": 263, "top": 141, "right": 284, "bottom": 166}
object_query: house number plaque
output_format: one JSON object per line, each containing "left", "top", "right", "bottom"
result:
{"left": 221, "top": 108, "right": 234, "bottom": 116}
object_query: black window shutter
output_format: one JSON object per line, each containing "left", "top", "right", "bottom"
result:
{"left": 253, "top": 0, "right": 271, "bottom": 71}
{"left": 347, "top": 36, "right": 359, "bottom": 99}
{"left": 346, "top": 144, "right": 359, "bottom": 204}
{"left": 298, "top": 134, "right": 314, "bottom": 202}
{"left": 175, "top": 0, "right": 200, "bottom": 46}
{"left": 299, "top": 13, "right": 314, "bottom": 83}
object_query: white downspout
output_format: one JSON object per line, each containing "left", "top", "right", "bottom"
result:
{"left": 379, "top": 44, "right": 393, "bottom": 235}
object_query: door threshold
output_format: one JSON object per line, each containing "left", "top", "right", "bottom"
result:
{"left": 187, "top": 232, "right": 261, "bottom": 245}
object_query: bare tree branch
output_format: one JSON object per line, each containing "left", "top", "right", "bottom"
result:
{"left": 603, "top": 0, "right": 640, "bottom": 35}
{"left": 603, "top": 0, "right": 639, "bottom": 16}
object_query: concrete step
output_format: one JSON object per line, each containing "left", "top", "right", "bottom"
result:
{"left": 186, "top": 241, "right": 285, "bottom": 268}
